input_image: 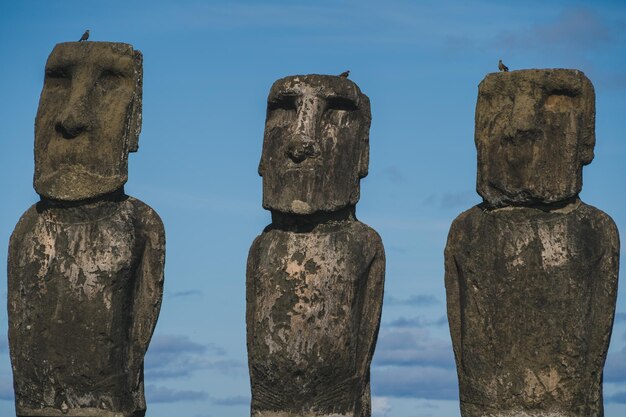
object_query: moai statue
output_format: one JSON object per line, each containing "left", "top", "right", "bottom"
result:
{"left": 7, "top": 42, "right": 165, "bottom": 417}
{"left": 246, "top": 75, "right": 385, "bottom": 417}
{"left": 445, "top": 69, "right": 620, "bottom": 417}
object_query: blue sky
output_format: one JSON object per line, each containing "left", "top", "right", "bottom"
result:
{"left": 0, "top": 1, "right": 625, "bottom": 416}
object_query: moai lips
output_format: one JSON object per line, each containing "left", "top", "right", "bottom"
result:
{"left": 248, "top": 75, "right": 385, "bottom": 417}
{"left": 8, "top": 42, "right": 163, "bottom": 417}
{"left": 445, "top": 69, "right": 619, "bottom": 417}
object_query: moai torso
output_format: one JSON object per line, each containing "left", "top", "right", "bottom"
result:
{"left": 247, "top": 75, "right": 385, "bottom": 417}
{"left": 445, "top": 70, "right": 619, "bottom": 417}
{"left": 7, "top": 42, "right": 164, "bottom": 417}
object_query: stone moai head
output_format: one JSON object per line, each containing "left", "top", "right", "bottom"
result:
{"left": 259, "top": 75, "right": 371, "bottom": 215}
{"left": 34, "top": 42, "right": 143, "bottom": 201}
{"left": 475, "top": 69, "right": 595, "bottom": 207}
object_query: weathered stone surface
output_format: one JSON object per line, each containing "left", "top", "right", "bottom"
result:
{"left": 445, "top": 69, "right": 619, "bottom": 417}
{"left": 259, "top": 75, "right": 371, "bottom": 215}
{"left": 8, "top": 42, "right": 164, "bottom": 417}
{"left": 247, "top": 75, "right": 385, "bottom": 417}
{"left": 475, "top": 69, "right": 595, "bottom": 207}
{"left": 34, "top": 42, "right": 142, "bottom": 201}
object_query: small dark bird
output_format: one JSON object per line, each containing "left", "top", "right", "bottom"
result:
{"left": 339, "top": 70, "right": 350, "bottom": 78}
{"left": 79, "top": 30, "right": 90, "bottom": 42}
{"left": 498, "top": 59, "right": 509, "bottom": 72}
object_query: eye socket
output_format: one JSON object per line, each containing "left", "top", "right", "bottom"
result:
{"left": 100, "top": 69, "right": 125, "bottom": 81}
{"left": 96, "top": 69, "right": 125, "bottom": 91}
{"left": 44, "top": 67, "right": 71, "bottom": 91}
{"left": 45, "top": 67, "right": 70, "bottom": 80}
{"left": 268, "top": 95, "right": 297, "bottom": 111}
{"left": 326, "top": 96, "right": 357, "bottom": 111}
{"left": 546, "top": 88, "right": 579, "bottom": 98}
{"left": 544, "top": 94, "right": 576, "bottom": 112}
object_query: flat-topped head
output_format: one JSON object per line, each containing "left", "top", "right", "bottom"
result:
{"left": 34, "top": 42, "right": 143, "bottom": 201}
{"left": 475, "top": 69, "right": 595, "bottom": 207}
{"left": 260, "top": 74, "right": 371, "bottom": 215}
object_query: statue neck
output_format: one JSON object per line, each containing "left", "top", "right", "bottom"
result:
{"left": 37, "top": 187, "right": 127, "bottom": 224}
{"left": 482, "top": 196, "right": 581, "bottom": 213}
{"left": 270, "top": 205, "right": 356, "bottom": 232}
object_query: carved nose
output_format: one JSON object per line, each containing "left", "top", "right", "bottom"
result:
{"left": 55, "top": 93, "right": 91, "bottom": 139}
{"left": 286, "top": 136, "right": 319, "bottom": 163}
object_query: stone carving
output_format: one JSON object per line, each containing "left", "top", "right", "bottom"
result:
{"left": 247, "top": 75, "right": 385, "bottom": 417}
{"left": 445, "top": 69, "right": 619, "bottom": 417}
{"left": 8, "top": 42, "right": 164, "bottom": 417}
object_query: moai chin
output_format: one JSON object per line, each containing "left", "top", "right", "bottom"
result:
{"left": 8, "top": 42, "right": 165, "bottom": 417}
{"left": 247, "top": 75, "right": 385, "bottom": 417}
{"left": 445, "top": 69, "right": 619, "bottom": 417}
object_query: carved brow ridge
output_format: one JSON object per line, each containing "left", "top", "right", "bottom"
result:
{"left": 544, "top": 85, "right": 582, "bottom": 97}
{"left": 269, "top": 91, "right": 359, "bottom": 108}
{"left": 46, "top": 55, "right": 135, "bottom": 77}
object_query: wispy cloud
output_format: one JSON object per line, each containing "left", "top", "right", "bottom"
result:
{"left": 148, "top": 334, "right": 223, "bottom": 356}
{"left": 373, "top": 365, "right": 458, "bottom": 400}
{"left": 605, "top": 347, "right": 626, "bottom": 383}
{"left": 170, "top": 289, "right": 203, "bottom": 298}
{"left": 372, "top": 326, "right": 456, "bottom": 400}
{"left": 385, "top": 294, "right": 439, "bottom": 307}
{"left": 499, "top": 8, "right": 612, "bottom": 52}
{"left": 606, "top": 390, "right": 626, "bottom": 404}
{"left": 374, "top": 328, "right": 454, "bottom": 368}
{"left": 0, "top": 373, "right": 13, "bottom": 401}
{"left": 491, "top": 6, "right": 622, "bottom": 80}
{"left": 145, "top": 334, "right": 244, "bottom": 380}
{"left": 146, "top": 384, "right": 208, "bottom": 403}
{"left": 381, "top": 166, "right": 407, "bottom": 183}
{"left": 211, "top": 395, "right": 249, "bottom": 406}
{"left": 386, "top": 315, "right": 447, "bottom": 329}
{"left": 423, "top": 191, "right": 476, "bottom": 210}
{"left": 169, "top": 3, "right": 348, "bottom": 31}
{"left": 372, "top": 396, "right": 392, "bottom": 416}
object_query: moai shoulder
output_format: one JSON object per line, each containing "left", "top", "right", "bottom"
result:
{"left": 7, "top": 42, "right": 164, "bottom": 417}
{"left": 445, "top": 69, "right": 619, "bottom": 417}
{"left": 247, "top": 75, "right": 385, "bottom": 417}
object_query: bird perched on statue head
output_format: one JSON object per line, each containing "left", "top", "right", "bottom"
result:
{"left": 498, "top": 59, "right": 509, "bottom": 72}
{"left": 79, "top": 30, "right": 90, "bottom": 42}
{"left": 339, "top": 70, "right": 350, "bottom": 78}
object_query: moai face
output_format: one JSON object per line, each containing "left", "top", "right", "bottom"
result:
{"left": 34, "top": 42, "right": 142, "bottom": 201}
{"left": 259, "top": 75, "right": 371, "bottom": 215}
{"left": 475, "top": 69, "right": 595, "bottom": 207}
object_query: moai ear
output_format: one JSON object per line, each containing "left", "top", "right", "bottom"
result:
{"left": 579, "top": 78, "right": 596, "bottom": 166}
{"left": 358, "top": 138, "right": 369, "bottom": 178}
{"left": 127, "top": 50, "right": 143, "bottom": 153}
{"left": 258, "top": 132, "right": 267, "bottom": 177}
{"left": 357, "top": 94, "right": 371, "bottom": 179}
{"left": 580, "top": 121, "right": 595, "bottom": 166}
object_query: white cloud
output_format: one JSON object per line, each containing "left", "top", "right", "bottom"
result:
{"left": 605, "top": 347, "right": 626, "bottom": 383}
{"left": 211, "top": 395, "right": 249, "bottom": 406}
{"left": 385, "top": 315, "right": 447, "bottom": 329}
{"left": 385, "top": 294, "right": 440, "bottom": 307}
{"left": 373, "top": 365, "right": 458, "bottom": 400}
{"left": 374, "top": 328, "right": 454, "bottom": 368}
{"left": 145, "top": 334, "right": 245, "bottom": 380}
{"left": 0, "top": 373, "right": 13, "bottom": 401}
{"left": 146, "top": 385, "right": 208, "bottom": 403}
{"left": 372, "top": 396, "right": 392, "bottom": 416}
